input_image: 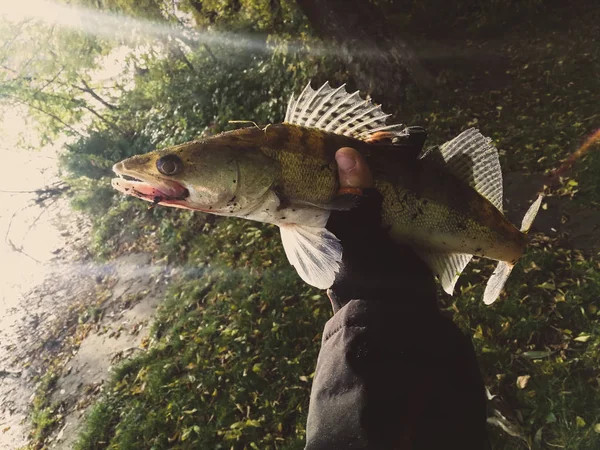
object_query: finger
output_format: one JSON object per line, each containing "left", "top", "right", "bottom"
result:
{"left": 335, "top": 147, "right": 374, "bottom": 189}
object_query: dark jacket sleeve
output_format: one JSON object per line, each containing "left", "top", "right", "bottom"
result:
{"left": 305, "top": 298, "right": 488, "bottom": 450}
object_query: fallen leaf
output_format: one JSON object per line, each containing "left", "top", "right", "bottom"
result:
{"left": 517, "top": 375, "right": 531, "bottom": 389}
{"left": 522, "top": 350, "right": 553, "bottom": 360}
{"left": 536, "top": 281, "right": 555, "bottom": 290}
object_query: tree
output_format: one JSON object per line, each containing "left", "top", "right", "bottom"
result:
{"left": 0, "top": 17, "right": 119, "bottom": 143}
{"left": 294, "top": 0, "right": 435, "bottom": 101}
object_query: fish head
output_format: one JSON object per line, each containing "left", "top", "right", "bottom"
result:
{"left": 112, "top": 138, "right": 278, "bottom": 214}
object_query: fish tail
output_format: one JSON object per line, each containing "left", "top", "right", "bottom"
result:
{"left": 484, "top": 196, "right": 543, "bottom": 305}
{"left": 520, "top": 195, "right": 543, "bottom": 233}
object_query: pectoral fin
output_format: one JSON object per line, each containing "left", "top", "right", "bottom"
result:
{"left": 279, "top": 224, "right": 343, "bottom": 289}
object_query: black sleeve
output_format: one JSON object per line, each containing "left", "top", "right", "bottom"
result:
{"left": 305, "top": 298, "right": 488, "bottom": 450}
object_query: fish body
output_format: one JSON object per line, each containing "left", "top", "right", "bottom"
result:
{"left": 112, "top": 82, "right": 541, "bottom": 304}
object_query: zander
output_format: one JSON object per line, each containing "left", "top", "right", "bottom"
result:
{"left": 112, "top": 82, "right": 542, "bottom": 305}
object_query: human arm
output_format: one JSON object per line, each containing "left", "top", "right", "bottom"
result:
{"left": 305, "top": 148, "right": 488, "bottom": 450}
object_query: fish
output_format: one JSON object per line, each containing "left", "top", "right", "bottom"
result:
{"left": 111, "top": 82, "right": 542, "bottom": 305}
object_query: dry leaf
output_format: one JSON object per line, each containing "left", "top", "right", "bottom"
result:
{"left": 517, "top": 375, "right": 531, "bottom": 389}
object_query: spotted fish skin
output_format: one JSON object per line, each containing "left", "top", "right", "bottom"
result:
{"left": 217, "top": 123, "right": 526, "bottom": 264}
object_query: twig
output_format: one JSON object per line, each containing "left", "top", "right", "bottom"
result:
{"left": 21, "top": 196, "right": 60, "bottom": 245}
{"left": 72, "top": 79, "right": 119, "bottom": 110}
{"left": 6, "top": 94, "right": 86, "bottom": 138}
{"left": 4, "top": 184, "right": 67, "bottom": 262}
{"left": 203, "top": 44, "right": 218, "bottom": 63}
{"left": 4, "top": 201, "right": 42, "bottom": 264}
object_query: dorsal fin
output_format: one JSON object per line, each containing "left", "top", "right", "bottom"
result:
{"left": 285, "top": 81, "right": 404, "bottom": 141}
{"left": 422, "top": 128, "right": 503, "bottom": 210}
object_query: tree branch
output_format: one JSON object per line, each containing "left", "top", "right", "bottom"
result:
{"left": 79, "top": 102, "right": 124, "bottom": 134}
{"left": 72, "top": 79, "right": 119, "bottom": 110}
{"left": 5, "top": 94, "right": 86, "bottom": 138}
{"left": 203, "top": 44, "right": 218, "bottom": 63}
{"left": 168, "top": 40, "right": 196, "bottom": 72}
{"left": 29, "top": 67, "right": 65, "bottom": 97}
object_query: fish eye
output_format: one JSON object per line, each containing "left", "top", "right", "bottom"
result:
{"left": 156, "top": 154, "right": 182, "bottom": 176}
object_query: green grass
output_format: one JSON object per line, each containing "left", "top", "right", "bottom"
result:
{"left": 71, "top": 4, "right": 600, "bottom": 450}
{"left": 27, "top": 371, "right": 61, "bottom": 448}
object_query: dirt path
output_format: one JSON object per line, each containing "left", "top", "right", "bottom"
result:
{"left": 0, "top": 190, "right": 174, "bottom": 449}
{"left": 44, "top": 252, "right": 174, "bottom": 448}
{"left": 0, "top": 193, "right": 90, "bottom": 448}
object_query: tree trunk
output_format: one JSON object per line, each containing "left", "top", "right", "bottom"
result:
{"left": 295, "top": 0, "right": 435, "bottom": 100}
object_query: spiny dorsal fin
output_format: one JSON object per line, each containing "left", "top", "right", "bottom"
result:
{"left": 415, "top": 250, "right": 473, "bottom": 295}
{"left": 423, "top": 128, "right": 503, "bottom": 210}
{"left": 285, "top": 81, "right": 404, "bottom": 140}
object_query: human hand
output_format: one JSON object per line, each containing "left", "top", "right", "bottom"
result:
{"left": 326, "top": 148, "right": 437, "bottom": 313}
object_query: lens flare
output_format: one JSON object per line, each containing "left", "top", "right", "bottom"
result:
{"left": 0, "top": 0, "right": 319, "bottom": 55}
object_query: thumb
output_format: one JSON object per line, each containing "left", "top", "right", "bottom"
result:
{"left": 335, "top": 147, "right": 374, "bottom": 189}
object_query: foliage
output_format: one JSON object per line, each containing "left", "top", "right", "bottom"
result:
{"left": 0, "top": 16, "right": 117, "bottom": 145}
{"left": 452, "top": 245, "right": 600, "bottom": 449}
{"left": 72, "top": 2, "right": 600, "bottom": 448}
{"left": 378, "top": 0, "right": 558, "bottom": 38}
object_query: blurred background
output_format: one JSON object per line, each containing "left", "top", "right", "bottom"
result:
{"left": 0, "top": 0, "right": 599, "bottom": 448}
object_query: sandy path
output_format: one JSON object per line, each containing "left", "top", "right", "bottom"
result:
{"left": 0, "top": 149, "right": 172, "bottom": 449}
{"left": 0, "top": 191, "right": 95, "bottom": 449}
{"left": 0, "top": 191, "right": 172, "bottom": 449}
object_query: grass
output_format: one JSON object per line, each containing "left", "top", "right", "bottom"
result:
{"left": 25, "top": 371, "right": 61, "bottom": 449}
{"left": 68, "top": 3, "right": 600, "bottom": 450}
{"left": 452, "top": 243, "right": 600, "bottom": 449}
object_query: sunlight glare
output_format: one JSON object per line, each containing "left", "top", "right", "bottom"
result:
{"left": 0, "top": 0, "right": 322, "bottom": 56}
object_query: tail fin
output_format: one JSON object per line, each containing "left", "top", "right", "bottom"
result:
{"left": 483, "top": 261, "right": 514, "bottom": 305}
{"left": 484, "top": 196, "right": 543, "bottom": 305}
{"left": 520, "top": 195, "right": 543, "bottom": 233}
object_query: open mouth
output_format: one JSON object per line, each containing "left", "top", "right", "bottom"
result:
{"left": 112, "top": 162, "right": 190, "bottom": 206}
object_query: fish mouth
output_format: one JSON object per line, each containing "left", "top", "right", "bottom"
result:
{"left": 111, "top": 162, "right": 190, "bottom": 207}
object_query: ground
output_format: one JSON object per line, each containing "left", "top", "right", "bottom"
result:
{"left": 0, "top": 194, "right": 174, "bottom": 449}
